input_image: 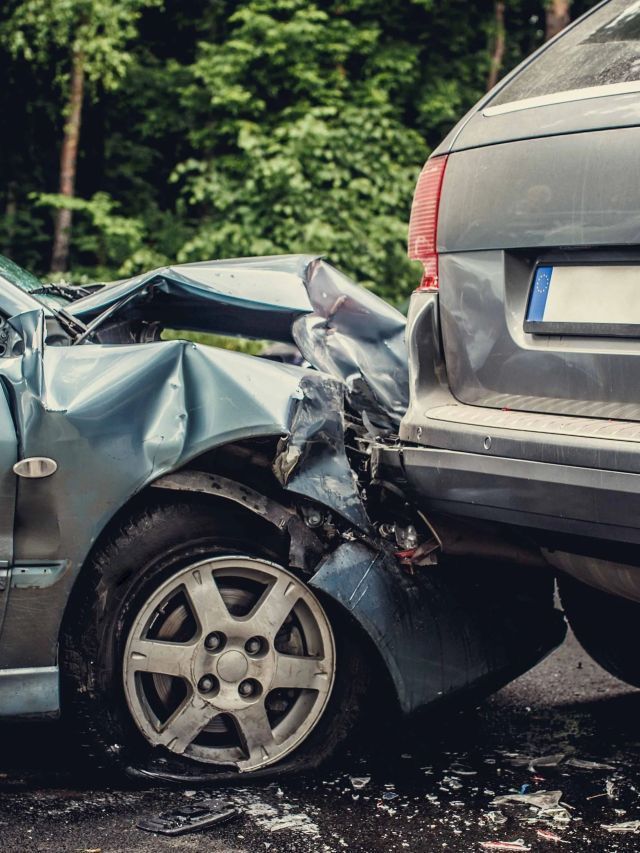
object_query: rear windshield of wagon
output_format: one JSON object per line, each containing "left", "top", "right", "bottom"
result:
{"left": 490, "top": 0, "right": 640, "bottom": 108}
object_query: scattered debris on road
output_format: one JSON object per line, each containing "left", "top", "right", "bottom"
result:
{"left": 601, "top": 820, "right": 640, "bottom": 833}
{"left": 507, "top": 752, "right": 615, "bottom": 773}
{"left": 136, "top": 799, "right": 239, "bottom": 836}
{"left": 490, "top": 790, "right": 572, "bottom": 825}
{"left": 536, "top": 829, "right": 569, "bottom": 843}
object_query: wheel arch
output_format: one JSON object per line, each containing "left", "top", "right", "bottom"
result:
{"left": 58, "top": 438, "right": 398, "bottom": 714}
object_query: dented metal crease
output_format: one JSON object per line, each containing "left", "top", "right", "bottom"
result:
{"left": 64, "top": 254, "right": 409, "bottom": 434}
{"left": 0, "top": 255, "right": 403, "bottom": 668}
{"left": 0, "top": 253, "right": 566, "bottom": 729}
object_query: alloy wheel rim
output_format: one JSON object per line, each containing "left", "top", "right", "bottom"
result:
{"left": 122, "top": 556, "right": 336, "bottom": 771}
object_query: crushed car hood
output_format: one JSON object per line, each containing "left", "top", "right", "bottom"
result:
{"left": 65, "top": 255, "right": 409, "bottom": 432}
{"left": 0, "top": 253, "right": 403, "bottom": 668}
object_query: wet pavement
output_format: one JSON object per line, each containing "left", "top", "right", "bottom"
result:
{"left": 1, "top": 631, "right": 640, "bottom": 852}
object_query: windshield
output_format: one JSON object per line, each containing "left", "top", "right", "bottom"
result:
{"left": 0, "top": 254, "right": 70, "bottom": 312}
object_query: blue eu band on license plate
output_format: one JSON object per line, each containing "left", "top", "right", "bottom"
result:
{"left": 525, "top": 264, "right": 640, "bottom": 337}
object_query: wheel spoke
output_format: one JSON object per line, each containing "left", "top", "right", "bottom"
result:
{"left": 272, "top": 652, "right": 331, "bottom": 692}
{"left": 128, "top": 637, "right": 194, "bottom": 679}
{"left": 182, "top": 567, "right": 233, "bottom": 635}
{"left": 232, "top": 701, "right": 276, "bottom": 764}
{"left": 157, "top": 694, "right": 217, "bottom": 754}
{"left": 247, "top": 574, "right": 300, "bottom": 640}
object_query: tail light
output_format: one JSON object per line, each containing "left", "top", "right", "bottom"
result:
{"left": 407, "top": 154, "right": 448, "bottom": 291}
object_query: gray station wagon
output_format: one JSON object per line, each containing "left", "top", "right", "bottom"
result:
{"left": 382, "top": 0, "right": 640, "bottom": 688}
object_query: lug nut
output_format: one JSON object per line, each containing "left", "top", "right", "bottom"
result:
{"left": 198, "top": 675, "right": 216, "bottom": 694}
{"left": 245, "top": 637, "right": 263, "bottom": 655}
{"left": 204, "top": 631, "right": 224, "bottom": 651}
{"left": 238, "top": 679, "right": 255, "bottom": 697}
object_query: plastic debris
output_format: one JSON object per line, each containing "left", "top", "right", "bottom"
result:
{"left": 536, "top": 829, "right": 569, "bottom": 843}
{"left": 509, "top": 753, "right": 564, "bottom": 771}
{"left": 491, "top": 790, "right": 572, "bottom": 825}
{"left": 487, "top": 811, "right": 509, "bottom": 826}
{"left": 564, "top": 758, "right": 615, "bottom": 772}
{"left": 528, "top": 754, "right": 566, "bottom": 771}
{"left": 382, "top": 791, "right": 399, "bottom": 801}
{"left": 350, "top": 776, "right": 371, "bottom": 790}
{"left": 450, "top": 762, "right": 478, "bottom": 776}
{"left": 492, "top": 791, "right": 563, "bottom": 810}
{"left": 601, "top": 821, "right": 640, "bottom": 833}
{"left": 508, "top": 753, "right": 615, "bottom": 774}
{"left": 479, "top": 841, "right": 531, "bottom": 851}
{"left": 136, "top": 799, "right": 239, "bottom": 836}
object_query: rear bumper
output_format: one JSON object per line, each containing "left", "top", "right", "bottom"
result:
{"left": 376, "top": 443, "right": 640, "bottom": 546}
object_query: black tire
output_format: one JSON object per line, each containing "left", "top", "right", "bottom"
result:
{"left": 558, "top": 574, "right": 640, "bottom": 687}
{"left": 61, "top": 494, "right": 368, "bottom": 782}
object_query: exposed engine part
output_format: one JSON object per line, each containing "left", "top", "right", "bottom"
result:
{"left": 395, "top": 524, "right": 418, "bottom": 550}
{"left": 94, "top": 319, "right": 163, "bottom": 345}
{"left": 300, "top": 504, "right": 324, "bottom": 529}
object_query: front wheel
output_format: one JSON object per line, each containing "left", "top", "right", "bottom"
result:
{"left": 62, "top": 497, "right": 367, "bottom": 780}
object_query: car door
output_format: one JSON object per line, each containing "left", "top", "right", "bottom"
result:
{"left": 0, "top": 298, "right": 27, "bottom": 636}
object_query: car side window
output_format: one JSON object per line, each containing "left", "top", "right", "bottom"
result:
{"left": 490, "top": 0, "right": 640, "bottom": 107}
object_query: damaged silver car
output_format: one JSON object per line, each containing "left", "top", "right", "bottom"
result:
{"left": 0, "top": 252, "right": 564, "bottom": 780}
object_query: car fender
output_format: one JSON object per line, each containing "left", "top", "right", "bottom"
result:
{"left": 309, "top": 539, "right": 566, "bottom": 715}
{"left": 0, "top": 309, "right": 367, "bottom": 673}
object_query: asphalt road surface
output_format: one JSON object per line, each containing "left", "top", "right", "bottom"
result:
{"left": 1, "top": 630, "right": 640, "bottom": 853}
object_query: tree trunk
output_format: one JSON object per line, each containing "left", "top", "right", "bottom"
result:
{"left": 51, "top": 48, "right": 85, "bottom": 273}
{"left": 487, "top": 1, "right": 506, "bottom": 91}
{"left": 545, "top": 0, "right": 571, "bottom": 42}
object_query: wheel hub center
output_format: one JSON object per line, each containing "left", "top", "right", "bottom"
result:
{"left": 216, "top": 649, "right": 249, "bottom": 683}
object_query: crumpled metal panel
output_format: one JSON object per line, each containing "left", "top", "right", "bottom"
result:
{"left": 293, "top": 259, "right": 409, "bottom": 432}
{"left": 0, "top": 308, "right": 366, "bottom": 668}
{"left": 66, "top": 255, "right": 409, "bottom": 433}
{"left": 0, "top": 254, "right": 401, "bottom": 674}
{"left": 273, "top": 374, "right": 370, "bottom": 531}
{"left": 310, "top": 540, "right": 567, "bottom": 715}
{"left": 68, "top": 255, "right": 317, "bottom": 342}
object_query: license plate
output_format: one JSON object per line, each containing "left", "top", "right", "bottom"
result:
{"left": 525, "top": 264, "right": 640, "bottom": 336}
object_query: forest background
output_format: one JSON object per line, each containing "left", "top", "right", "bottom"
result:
{"left": 0, "top": 0, "right": 596, "bottom": 311}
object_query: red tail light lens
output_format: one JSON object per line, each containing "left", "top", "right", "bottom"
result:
{"left": 407, "top": 154, "right": 448, "bottom": 291}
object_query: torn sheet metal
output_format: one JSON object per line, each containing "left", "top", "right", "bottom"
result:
{"left": 309, "top": 540, "right": 566, "bottom": 715}
{"left": 0, "top": 307, "right": 366, "bottom": 669}
{"left": 66, "top": 254, "right": 317, "bottom": 342}
{"left": 61, "top": 254, "right": 408, "bottom": 432}
{"left": 293, "top": 258, "right": 409, "bottom": 432}
{"left": 273, "top": 374, "right": 370, "bottom": 530}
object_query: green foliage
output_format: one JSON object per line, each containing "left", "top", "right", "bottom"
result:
{"left": 172, "top": 105, "right": 427, "bottom": 300}
{"left": 162, "top": 329, "right": 266, "bottom": 355}
{"left": 0, "top": 0, "right": 599, "bottom": 303}
{"left": 33, "top": 191, "right": 145, "bottom": 270}
{"left": 3, "top": 0, "right": 162, "bottom": 94}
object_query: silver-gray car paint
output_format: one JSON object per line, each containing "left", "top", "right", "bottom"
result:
{"left": 0, "top": 255, "right": 407, "bottom": 716}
